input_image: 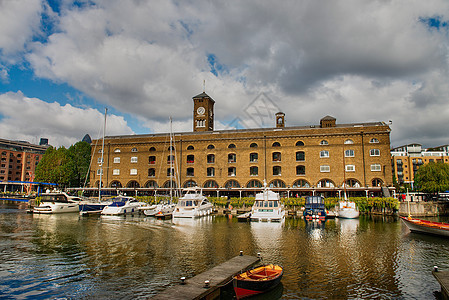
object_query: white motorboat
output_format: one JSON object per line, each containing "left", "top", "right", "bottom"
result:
{"left": 173, "top": 188, "right": 213, "bottom": 218}
{"left": 33, "top": 192, "right": 82, "bottom": 214}
{"left": 143, "top": 202, "right": 176, "bottom": 216}
{"left": 250, "top": 186, "right": 285, "bottom": 222}
{"left": 337, "top": 201, "right": 360, "bottom": 219}
{"left": 101, "top": 196, "right": 146, "bottom": 215}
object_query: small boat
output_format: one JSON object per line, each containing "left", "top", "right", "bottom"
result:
{"left": 79, "top": 199, "right": 112, "bottom": 215}
{"left": 172, "top": 187, "right": 213, "bottom": 218}
{"left": 142, "top": 202, "right": 176, "bottom": 217}
{"left": 400, "top": 216, "right": 449, "bottom": 237}
{"left": 337, "top": 201, "right": 359, "bottom": 219}
{"left": 303, "top": 196, "right": 326, "bottom": 220}
{"left": 33, "top": 192, "right": 82, "bottom": 214}
{"left": 101, "top": 196, "right": 146, "bottom": 215}
{"left": 249, "top": 186, "right": 285, "bottom": 222}
{"left": 233, "top": 264, "right": 283, "bottom": 299}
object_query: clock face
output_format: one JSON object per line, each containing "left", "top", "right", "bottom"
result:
{"left": 197, "top": 106, "right": 205, "bottom": 115}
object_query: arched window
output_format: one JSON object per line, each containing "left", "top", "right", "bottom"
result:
{"left": 296, "top": 165, "right": 305, "bottom": 175}
{"left": 148, "top": 168, "right": 155, "bottom": 177}
{"left": 250, "top": 143, "right": 258, "bottom": 148}
{"left": 187, "top": 155, "right": 194, "bottom": 164}
{"left": 372, "top": 178, "right": 383, "bottom": 187}
{"left": 296, "top": 151, "right": 305, "bottom": 161}
{"left": 207, "top": 154, "right": 215, "bottom": 163}
{"left": 247, "top": 180, "right": 263, "bottom": 188}
{"left": 317, "top": 179, "right": 335, "bottom": 188}
{"left": 320, "top": 140, "right": 328, "bottom": 145}
{"left": 110, "top": 181, "right": 122, "bottom": 188}
{"left": 370, "top": 138, "right": 379, "bottom": 143}
{"left": 114, "top": 148, "right": 121, "bottom": 153}
{"left": 296, "top": 141, "right": 305, "bottom": 146}
{"left": 183, "top": 180, "right": 197, "bottom": 188}
{"left": 225, "top": 180, "right": 240, "bottom": 188}
{"left": 228, "top": 153, "right": 236, "bottom": 163}
{"left": 272, "top": 152, "right": 281, "bottom": 162}
{"left": 269, "top": 179, "right": 286, "bottom": 188}
{"left": 163, "top": 180, "right": 177, "bottom": 188}
{"left": 344, "top": 179, "right": 361, "bottom": 187}
{"left": 250, "top": 166, "right": 258, "bottom": 176}
{"left": 149, "top": 156, "right": 156, "bottom": 164}
{"left": 145, "top": 180, "right": 158, "bottom": 188}
{"left": 320, "top": 150, "right": 329, "bottom": 158}
{"left": 203, "top": 180, "right": 218, "bottom": 188}
{"left": 272, "top": 142, "right": 281, "bottom": 147}
{"left": 131, "top": 148, "right": 138, "bottom": 152}
{"left": 207, "top": 167, "right": 215, "bottom": 177}
{"left": 228, "top": 167, "right": 236, "bottom": 176}
{"left": 228, "top": 143, "right": 236, "bottom": 148}
{"left": 344, "top": 139, "right": 354, "bottom": 144}
{"left": 292, "top": 179, "right": 310, "bottom": 188}
{"left": 250, "top": 153, "right": 258, "bottom": 162}
{"left": 187, "top": 145, "right": 194, "bottom": 150}
{"left": 168, "top": 146, "right": 175, "bottom": 151}
{"left": 127, "top": 180, "right": 140, "bottom": 188}
{"left": 149, "top": 147, "right": 156, "bottom": 151}
{"left": 207, "top": 144, "right": 215, "bottom": 149}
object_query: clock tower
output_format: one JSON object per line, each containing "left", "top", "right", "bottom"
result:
{"left": 193, "top": 92, "right": 215, "bottom": 132}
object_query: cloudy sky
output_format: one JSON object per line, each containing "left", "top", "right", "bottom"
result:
{"left": 0, "top": 0, "right": 448, "bottom": 148}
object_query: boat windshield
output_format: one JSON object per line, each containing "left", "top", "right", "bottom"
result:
{"left": 40, "top": 194, "right": 68, "bottom": 203}
{"left": 179, "top": 200, "right": 195, "bottom": 207}
{"left": 255, "top": 201, "right": 279, "bottom": 208}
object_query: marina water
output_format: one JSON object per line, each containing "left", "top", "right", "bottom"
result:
{"left": 1, "top": 202, "right": 449, "bottom": 299}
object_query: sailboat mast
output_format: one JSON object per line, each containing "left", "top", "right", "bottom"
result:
{"left": 99, "top": 107, "right": 107, "bottom": 202}
{"left": 169, "top": 116, "right": 173, "bottom": 203}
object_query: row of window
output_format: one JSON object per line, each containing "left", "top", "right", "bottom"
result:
{"left": 101, "top": 164, "right": 383, "bottom": 177}
{"left": 105, "top": 177, "right": 385, "bottom": 189}
{"left": 105, "top": 149, "right": 381, "bottom": 165}
{"left": 108, "top": 138, "right": 381, "bottom": 153}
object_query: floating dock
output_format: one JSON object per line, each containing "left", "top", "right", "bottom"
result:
{"left": 152, "top": 254, "right": 260, "bottom": 300}
{"left": 433, "top": 268, "right": 449, "bottom": 299}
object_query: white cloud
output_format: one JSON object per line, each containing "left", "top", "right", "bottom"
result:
{"left": 0, "top": 91, "right": 133, "bottom": 147}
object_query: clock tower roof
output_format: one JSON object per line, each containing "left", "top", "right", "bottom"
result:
{"left": 193, "top": 92, "right": 215, "bottom": 103}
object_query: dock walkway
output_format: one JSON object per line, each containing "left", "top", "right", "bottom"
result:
{"left": 433, "top": 269, "right": 449, "bottom": 299}
{"left": 152, "top": 255, "right": 260, "bottom": 300}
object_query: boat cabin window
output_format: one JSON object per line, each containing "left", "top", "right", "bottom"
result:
{"left": 41, "top": 194, "right": 68, "bottom": 203}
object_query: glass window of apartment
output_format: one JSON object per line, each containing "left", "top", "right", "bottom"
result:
{"left": 250, "top": 166, "right": 258, "bottom": 176}
{"left": 187, "top": 145, "right": 194, "bottom": 150}
{"left": 272, "top": 152, "right": 281, "bottom": 162}
{"left": 370, "top": 138, "right": 379, "bottom": 143}
{"left": 318, "top": 179, "right": 334, "bottom": 187}
{"left": 167, "top": 155, "right": 175, "bottom": 163}
{"left": 167, "top": 168, "right": 174, "bottom": 176}
{"left": 207, "top": 167, "right": 215, "bottom": 177}
{"left": 247, "top": 180, "right": 262, "bottom": 188}
{"left": 228, "top": 167, "right": 236, "bottom": 176}
{"left": 296, "top": 141, "right": 305, "bottom": 146}
{"left": 296, "top": 151, "right": 305, "bottom": 161}
{"left": 320, "top": 150, "right": 329, "bottom": 158}
{"left": 250, "top": 143, "right": 258, "bottom": 148}
{"left": 96, "top": 169, "right": 103, "bottom": 175}
{"left": 344, "top": 139, "right": 354, "bottom": 144}
{"left": 371, "top": 164, "right": 381, "bottom": 171}
{"left": 130, "top": 169, "right": 137, "bottom": 175}
{"left": 113, "top": 169, "right": 120, "bottom": 175}
{"left": 228, "top": 153, "right": 236, "bottom": 163}
{"left": 207, "top": 144, "right": 215, "bottom": 149}
{"left": 250, "top": 153, "right": 258, "bottom": 162}
{"left": 131, "top": 157, "right": 138, "bottom": 163}
{"left": 272, "top": 142, "right": 281, "bottom": 147}
{"left": 270, "top": 179, "right": 286, "bottom": 188}
{"left": 149, "top": 156, "right": 156, "bottom": 164}
{"left": 114, "top": 148, "right": 121, "bottom": 153}
{"left": 370, "top": 149, "right": 380, "bottom": 156}
{"left": 187, "top": 155, "right": 194, "bottom": 164}
{"left": 345, "top": 149, "right": 354, "bottom": 157}
{"left": 131, "top": 148, "right": 138, "bottom": 152}
{"left": 345, "top": 165, "right": 355, "bottom": 172}
{"left": 320, "top": 140, "right": 328, "bottom": 145}
{"left": 207, "top": 154, "right": 215, "bottom": 164}
{"left": 148, "top": 168, "right": 155, "bottom": 177}
{"left": 296, "top": 165, "right": 305, "bottom": 175}
{"left": 186, "top": 167, "right": 194, "bottom": 177}
{"left": 320, "top": 165, "right": 330, "bottom": 172}
{"left": 225, "top": 180, "right": 240, "bottom": 188}
{"left": 228, "top": 143, "right": 236, "bottom": 148}
{"left": 149, "top": 147, "right": 156, "bottom": 151}
{"left": 114, "top": 157, "right": 120, "bottom": 163}
{"left": 273, "top": 166, "right": 281, "bottom": 176}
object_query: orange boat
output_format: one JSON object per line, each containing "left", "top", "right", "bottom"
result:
{"left": 233, "top": 264, "right": 283, "bottom": 299}
{"left": 400, "top": 216, "right": 449, "bottom": 237}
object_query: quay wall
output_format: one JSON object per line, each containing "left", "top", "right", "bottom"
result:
{"left": 398, "top": 201, "right": 449, "bottom": 217}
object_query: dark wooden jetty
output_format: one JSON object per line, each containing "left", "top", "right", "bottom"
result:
{"left": 152, "top": 254, "right": 260, "bottom": 300}
{"left": 433, "top": 268, "right": 449, "bottom": 299}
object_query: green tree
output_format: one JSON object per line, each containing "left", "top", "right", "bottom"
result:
{"left": 66, "top": 141, "right": 91, "bottom": 187}
{"left": 414, "top": 162, "right": 449, "bottom": 194}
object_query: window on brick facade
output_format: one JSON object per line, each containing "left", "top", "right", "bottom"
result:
{"left": 296, "top": 165, "right": 305, "bottom": 175}
{"left": 320, "top": 150, "right": 329, "bottom": 158}
{"left": 207, "top": 167, "right": 215, "bottom": 177}
{"left": 148, "top": 168, "right": 155, "bottom": 177}
{"left": 250, "top": 166, "right": 258, "bottom": 176}
{"left": 187, "top": 155, "right": 194, "bottom": 164}
{"left": 370, "top": 149, "right": 380, "bottom": 156}
{"left": 207, "top": 154, "right": 215, "bottom": 164}
{"left": 273, "top": 166, "right": 281, "bottom": 176}
{"left": 296, "top": 151, "right": 305, "bottom": 161}
{"left": 345, "top": 149, "right": 354, "bottom": 157}
{"left": 250, "top": 153, "right": 258, "bottom": 162}
{"left": 272, "top": 152, "right": 281, "bottom": 162}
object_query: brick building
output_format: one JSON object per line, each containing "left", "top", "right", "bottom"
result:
{"left": 0, "top": 138, "right": 48, "bottom": 189}
{"left": 90, "top": 92, "right": 393, "bottom": 198}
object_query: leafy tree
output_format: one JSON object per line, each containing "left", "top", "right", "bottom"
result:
{"left": 66, "top": 141, "right": 91, "bottom": 187}
{"left": 414, "top": 162, "right": 449, "bottom": 194}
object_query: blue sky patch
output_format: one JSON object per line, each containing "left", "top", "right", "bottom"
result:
{"left": 419, "top": 16, "right": 449, "bottom": 30}
{"left": 207, "top": 53, "right": 227, "bottom": 77}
